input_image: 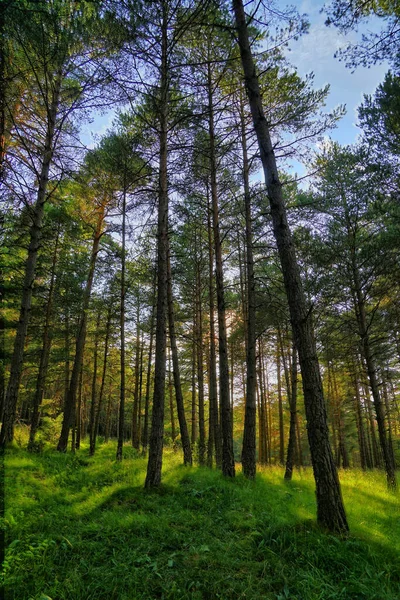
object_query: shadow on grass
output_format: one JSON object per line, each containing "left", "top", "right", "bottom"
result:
{"left": 4, "top": 443, "right": 400, "bottom": 600}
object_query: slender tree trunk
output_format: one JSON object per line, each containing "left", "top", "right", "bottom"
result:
{"left": 239, "top": 95, "right": 256, "bottom": 478}
{"left": 104, "top": 386, "right": 113, "bottom": 444}
{"left": 168, "top": 348, "right": 176, "bottom": 443}
{"left": 285, "top": 342, "right": 298, "bottom": 480}
{"left": 63, "top": 310, "right": 70, "bottom": 416}
{"left": 91, "top": 303, "right": 112, "bottom": 455}
{"left": 142, "top": 283, "right": 156, "bottom": 454}
{"left": 57, "top": 204, "right": 105, "bottom": 452}
{"left": 383, "top": 380, "right": 396, "bottom": 473}
{"left": 352, "top": 370, "right": 368, "bottom": 469}
{"left": 132, "top": 307, "right": 141, "bottom": 450}
{"left": 167, "top": 240, "right": 192, "bottom": 466}
{"left": 75, "top": 366, "right": 83, "bottom": 450}
{"left": 257, "top": 342, "right": 268, "bottom": 465}
{"left": 28, "top": 223, "right": 60, "bottom": 448}
{"left": 88, "top": 311, "right": 101, "bottom": 453}
{"left": 191, "top": 334, "right": 197, "bottom": 447}
{"left": 233, "top": 0, "right": 348, "bottom": 531}
{"left": 145, "top": 2, "right": 169, "bottom": 488}
{"left": 276, "top": 332, "right": 285, "bottom": 465}
{"left": 196, "top": 260, "right": 206, "bottom": 466}
{"left": 117, "top": 182, "right": 127, "bottom": 461}
{"left": 1, "top": 73, "right": 62, "bottom": 446}
{"left": 137, "top": 336, "right": 144, "bottom": 447}
{"left": 207, "top": 58, "right": 235, "bottom": 478}
{"left": 351, "top": 260, "right": 396, "bottom": 488}
{"left": 206, "top": 191, "right": 221, "bottom": 468}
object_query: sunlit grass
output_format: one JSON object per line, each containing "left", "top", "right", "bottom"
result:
{"left": 3, "top": 436, "right": 400, "bottom": 599}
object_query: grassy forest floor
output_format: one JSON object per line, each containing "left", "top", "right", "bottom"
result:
{"left": 2, "top": 432, "right": 400, "bottom": 600}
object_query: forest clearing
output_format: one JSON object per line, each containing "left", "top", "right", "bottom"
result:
{"left": 2, "top": 0, "right": 400, "bottom": 597}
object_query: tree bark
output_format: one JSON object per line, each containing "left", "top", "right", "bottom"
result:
{"left": 239, "top": 94, "right": 257, "bottom": 478}
{"left": 132, "top": 307, "right": 141, "bottom": 450}
{"left": 142, "top": 282, "right": 156, "bottom": 454}
{"left": 117, "top": 181, "right": 127, "bottom": 461}
{"left": 233, "top": 0, "right": 348, "bottom": 532}
{"left": 1, "top": 72, "right": 62, "bottom": 446}
{"left": 88, "top": 311, "right": 101, "bottom": 453}
{"left": 206, "top": 190, "right": 221, "bottom": 468}
{"left": 57, "top": 203, "right": 105, "bottom": 452}
{"left": 276, "top": 332, "right": 285, "bottom": 465}
{"left": 351, "top": 256, "right": 396, "bottom": 487}
{"left": 167, "top": 348, "right": 176, "bottom": 443}
{"left": 28, "top": 222, "right": 60, "bottom": 448}
{"left": 145, "top": 1, "right": 169, "bottom": 488}
{"left": 167, "top": 240, "right": 192, "bottom": 466}
{"left": 90, "top": 303, "right": 112, "bottom": 455}
{"left": 284, "top": 342, "right": 298, "bottom": 480}
{"left": 207, "top": 58, "right": 235, "bottom": 478}
{"left": 196, "top": 257, "right": 206, "bottom": 465}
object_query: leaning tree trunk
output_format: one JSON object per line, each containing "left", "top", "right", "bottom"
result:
{"left": 167, "top": 241, "right": 192, "bottom": 466}
{"left": 239, "top": 93, "right": 257, "bottom": 479}
{"left": 207, "top": 57, "right": 235, "bottom": 478}
{"left": 0, "top": 72, "right": 62, "bottom": 446}
{"left": 233, "top": 0, "right": 348, "bottom": 533}
{"left": 28, "top": 222, "right": 60, "bottom": 449}
{"left": 145, "top": 1, "right": 169, "bottom": 488}
{"left": 57, "top": 203, "right": 105, "bottom": 452}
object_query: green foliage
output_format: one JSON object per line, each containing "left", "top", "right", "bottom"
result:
{"left": 324, "top": 0, "right": 400, "bottom": 67}
{"left": 3, "top": 437, "right": 400, "bottom": 599}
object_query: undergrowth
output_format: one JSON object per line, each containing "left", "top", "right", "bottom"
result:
{"left": 2, "top": 436, "right": 400, "bottom": 599}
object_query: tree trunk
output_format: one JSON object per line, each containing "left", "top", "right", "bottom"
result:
{"left": 191, "top": 334, "right": 197, "bottom": 447}
{"left": 28, "top": 222, "right": 60, "bottom": 449}
{"left": 167, "top": 240, "right": 192, "bottom": 466}
{"left": 276, "top": 332, "right": 285, "bottom": 465}
{"left": 145, "top": 1, "right": 169, "bottom": 488}
{"left": 206, "top": 191, "right": 221, "bottom": 468}
{"left": 1, "top": 72, "right": 62, "bottom": 446}
{"left": 142, "top": 283, "right": 156, "bottom": 454}
{"left": 196, "top": 258, "right": 206, "bottom": 466}
{"left": 351, "top": 260, "right": 396, "bottom": 488}
{"left": 57, "top": 203, "right": 105, "bottom": 452}
{"left": 239, "top": 94, "right": 257, "bottom": 478}
{"left": 352, "top": 369, "right": 369, "bottom": 469}
{"left": 207, "top": 58, "right": 235, "bottom": 478}
{"left": 132, "top": 307, "right": 141, "bottom": 450}
{"left": 117, "top": 181, "right": 127, "bottom": 461}
{"left": 233, "top": 0, "right": 348, "bottom": 532}
{"left": 168, "top": 349, "right": 176, "bottom": 443}
{"left": 88, "top": 311, "right": 101, "bottom": 453}
{"left": 75, "top": 366, "right": 83, "bottom": 450}
{"left": 284, "top": 342, "right": 297, "bottom": 480}
{"left": 91, "top": 303, "right": 112, "bottom": 455}
{"left": 257, "top": 341, "right": 268, "bottom": 465}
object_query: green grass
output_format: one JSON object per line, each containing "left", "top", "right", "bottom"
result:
{"left": 2, "top": 436, "right": 400, "bottom": 600}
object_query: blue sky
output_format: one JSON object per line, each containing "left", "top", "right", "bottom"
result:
{"left": 81, "top": 1, "right": 388, "bottom": 151}
{"left": 287, "top": 0, "right": 388, "bottom": 146}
